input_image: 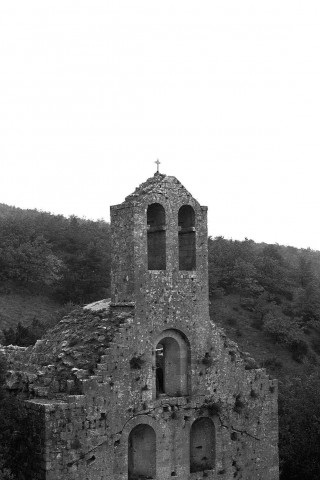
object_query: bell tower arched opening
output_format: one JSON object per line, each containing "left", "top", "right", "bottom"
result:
{"left": 178, "top": 205, "right": 196, "bottom": 270}
{"left": 128, "top": 424, "right": 156, "bottom": 479}
{"left": 147, "top": 203, "right": 166, "bottom": 270}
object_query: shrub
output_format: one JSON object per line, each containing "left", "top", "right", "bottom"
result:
{"left": 242, "top": 352, "right": 258, "bottom": 370}
{"left": 311, "top": 338, "right": 320, "bottom": 356}
{"left": 263, "top": 314, "right": 308, "bottom": 361}
{"left": 263, "top": 356, "right": 283, "bottom": 370}
{"left": 279, "top": 372, "right": 320, "bottom": 479}
{"left": 210, "top": 288, "right": 225, "bottom": 299}
{"left": 233, "top": 394, "right": 245, "bottom": 414}
{"left": 250, "top": 389, "right": 258, "bottom": 399}
{"left": 69, "top": 336, "right": 80, "bottom": 347}
{"left": 201, "top": 352, "right": 213, "bottom": 367}
{"left": 306, "top": 351, "right": 318, "bottom": 366}
{"left": 206, "top": 402, "right": 222, "bottom": 416}
{"left": 3, "top": 318, "right": 47, "bottom": 347}
{"left": 0, "top": 466, "right": 15, "bottom": 480}
{"left": 226, "top": 317, "right": 238, "bottom": 327}
{"left": 251, "top": 317, "right": 264, "bottom": 330}
{"left": 199, "top": 400, "right": 222, "bottom": 417}
{"left": 229, "top": 351, "right": 236, "bottom": 362}
{"left": 240, "top": 297, "right": 255, "bottom": 311}
{"left": 130, "top": 356, "right": 144, "bottom": 370}
{"left": 289, "top": 339, "right": 309, "bottom": 363}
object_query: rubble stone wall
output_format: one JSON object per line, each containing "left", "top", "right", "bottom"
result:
{"left": 15, "top": 303, "right": 277, "bottom": 480}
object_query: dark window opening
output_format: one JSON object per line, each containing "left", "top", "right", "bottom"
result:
{"left": 190, "top": 418, "right": 215, "bottom": 473}
{"left": 156, "top": 338, "right": 181, "bottom": 397}
{"left": 178, "top": 205, "right": 196, "bottom": 270}
{"left": 156, "top": 344, "right": 164, "bottom": 395}
{"left": 147, "top": 203, "right": 166, "bottom": 270}
{"left": 128, "top": 424, "right": 156, "bottom": 480}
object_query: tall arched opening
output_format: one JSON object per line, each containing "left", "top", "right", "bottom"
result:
{"left": 155, "top": 329, "right": 190, "bottom": 398}
{"left": 128, "top": 424, "right": 156, "bottom": 479}
{"left": 178, "top": 205, "right": 196, "bottom": 270}
{"left": 147, "top": 203, "right": 166, "bottom": 270}
{"left": 190, "top": 418, "right": 215, "bottom": 473}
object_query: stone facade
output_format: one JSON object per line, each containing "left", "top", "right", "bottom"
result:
{"left": 2, "top": 172, "right": 278, "bottom": 479}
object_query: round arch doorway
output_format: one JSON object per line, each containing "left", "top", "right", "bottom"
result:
{"left": 128, "top": 424, "right": 156, "bottom": 479}
{"left": 155, "top": 329, "right": 191, "bottom": 398}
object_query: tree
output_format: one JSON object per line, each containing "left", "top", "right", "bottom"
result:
{"left": 3, "top": 318, "right": 47, "bottom": 347}
{"left": 279, "top": 373, "right": 320, "bottom": 479}
{"left": 0, "top": 206, "right": 111, "bottom": 303}
{"left": 0, "top": 235, "right": 63, "bottom": 287}
{"left": 232, "top": 259, "right": 261, "bottom": 299}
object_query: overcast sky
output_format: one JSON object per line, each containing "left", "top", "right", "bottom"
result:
{"left": 1, "top": 1, "right": 319, "bottom": 250}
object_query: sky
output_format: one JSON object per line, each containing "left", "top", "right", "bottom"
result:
{"left": 0, "top": 1, "right": 319, "bottom": 250}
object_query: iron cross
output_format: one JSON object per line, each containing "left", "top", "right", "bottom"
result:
{"left": 155, "top": 159, "right": 161, "bottom": 173}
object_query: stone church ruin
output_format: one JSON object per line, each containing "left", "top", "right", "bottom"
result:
{"left": 2, "top": 172, "right": 278, "bottom": 479}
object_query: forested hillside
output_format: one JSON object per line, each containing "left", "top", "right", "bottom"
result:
{"left": 0, "top": 203, "right": 110, "bottom": 302}
{"left": 209, "top": 236, "right": 320, "bottom": 368}
{"left": 0, "top": 203, "right": 110, "bottom": 338}
{"left": 209, "top": 236, "right": 320, "bottom": 480}
{"left": 1, "top": 204, "right": 320, "bottom": 479}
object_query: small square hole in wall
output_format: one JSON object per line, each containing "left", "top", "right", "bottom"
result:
{"left": 171, "top": 472, "right": 177, "bottom": 477}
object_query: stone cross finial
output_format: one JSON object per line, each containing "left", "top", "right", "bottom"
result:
{"left": 155, "top": 159, "right": 161, "bottom": 173}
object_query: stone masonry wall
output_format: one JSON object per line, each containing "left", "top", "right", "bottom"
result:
{"left": 15, "top": 311, "right": 277, "bottom": 479}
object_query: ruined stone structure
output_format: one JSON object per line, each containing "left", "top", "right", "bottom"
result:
{"left": 2, "top": 172, "right": 278, "bottom": 479}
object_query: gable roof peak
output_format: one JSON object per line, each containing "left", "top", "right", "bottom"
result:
{"left": 125, "top": 172, "right": 190, "bottom": 202}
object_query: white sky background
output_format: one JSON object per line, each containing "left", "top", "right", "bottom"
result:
{"left": 0, "top": 1, "right": 319, "bottom": 250}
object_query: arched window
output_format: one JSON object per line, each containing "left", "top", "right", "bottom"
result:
{"left": 147, "top": 203, "right": 166, "bottom": 270}
{"left": 128, "top": 424, "right": 156, "bottom": 479}
{"left": 190, "top": 418, "right": 215, "bottom": 473}
{"left": 178, "top": 205, "right": 196, "bottom": 270}
{"left": 155, "top": 330, "right": 190, "bottom": 398}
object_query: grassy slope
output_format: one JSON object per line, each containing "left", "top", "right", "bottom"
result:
{"left": 0, "top": 288, "right": 65, "bottom": 332}
{"left": 210, "top": 293, "right": 320, "bottom": 381}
